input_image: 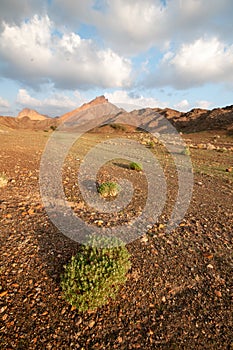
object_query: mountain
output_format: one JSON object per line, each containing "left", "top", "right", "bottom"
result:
{"left": 173, "top": 105, "right": 233, "bottom": 132}
{"left": 0, "top": 107, "right": 58, "bottom": 131}
{"left": 58, "top": 95, "right": 124, "bottom": 132}
{"left": 17, "top": 108, "right": 48, "bottom": 121}
{"left": 60, "top": 95, "right": 113, "bottom": 122}
{"left": 0, "top": 97, "right": 233, "bottom": 133}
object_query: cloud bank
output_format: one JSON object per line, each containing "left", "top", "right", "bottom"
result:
{"left": 0, "top": 15, "right": 131, "bottom": 90}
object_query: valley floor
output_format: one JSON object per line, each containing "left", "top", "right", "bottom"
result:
{"left": 0, "top": 129, "right": 232, "bottom": 349}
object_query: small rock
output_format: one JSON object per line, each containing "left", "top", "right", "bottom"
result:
{"left": 76, "top": 317, "right": 83, "bottom": 326}
{"left": 28, "top": 208, "right": 35, "bottom": 215}
{"left": 214, "top": 290, "right": 222, "bottom": 297}
{"left": 203, "top": 253, "right": 213, "bottom": 260}
{"left": 117, "top": 336, "right": 123, "bottom": 343}
{"left": 0, "top": 306, "right": 7, "bottom": 313}
{"left": 0, "top": 291, "right": 8, "bottom": 297}
{"left": 94, "top": 220, "right": 104, "bottom": 226}
{"left": 206, "top": 143, "right": 215, "bottom": 151}
{"left": 88, "top": 320, "right": 95, "bottom": 328}
{"left": 2, "top": 314, "right": 8, "bottom": 321}
{"left": 141, "top": 235, "right": 148, "bottom": 243}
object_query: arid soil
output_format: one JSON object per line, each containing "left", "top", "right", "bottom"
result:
{"left": 0, "top": 128, "right": 232, "bottom": 349}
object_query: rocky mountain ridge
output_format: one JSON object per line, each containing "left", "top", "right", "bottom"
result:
{"left": 0, "top": 97, "right": 233, "bottom": 133}
{"left": 17, "top": 108, "right": 48, "bottom": 121}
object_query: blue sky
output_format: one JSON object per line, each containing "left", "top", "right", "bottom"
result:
{"left": 0, "top": 0, "right": 233, "bottom": 117}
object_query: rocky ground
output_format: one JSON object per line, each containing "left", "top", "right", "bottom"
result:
{"left": 0, "top": 128, "right": 232, "bottom": 349}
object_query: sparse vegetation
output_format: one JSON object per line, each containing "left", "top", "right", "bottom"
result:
{"left": 0, "top": 173, "right": 8, "bottom": 188}
{"left": 50, "top": 125, "right": 57, "bottom": 131}
{"left": 60, "top": 235, "right": 131, "bottom": 311}
{"left": 109, "top": 123, "right": 126, "bottom": 132}
{"left": 146, "top": 140, "right": 155, "bottom": 149}
{"left": 1, "top": 126, "right": 233, "bottom": 347}
{"left": 129, "top": 161, "right": 143, "bottom": 171}
{"left": 181, "top": 146, "right": 191, "bottom": 156}
{"left": 97, "top": 181, "right": 121, "bottom": 198}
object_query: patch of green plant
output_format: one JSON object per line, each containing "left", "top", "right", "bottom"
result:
{"left": 181, "top": 146, "right": 191, "bottom": 156}
{"left": 194, "top": 163, "right": 233, "bottom": 182}
{"left": 97, "top": 181, "right": 121, "bottom": 198}
{"left": 129, "top": 161, "right": 143, "bottom": 171}
{"left": 50, "top": 125, "right": 57, "bottom": 131}
{"left": 0, "top": 173, "right": 8, "bottom": 188}
{"left": 109, "top": 123, "right": 126, "bottom": 131}
{"left": 60, "top": 235, "right": 131, "bottom": 311}
{"left": 146, "top": 140, "right": 155, "bottom": 148}
{"left": 217, "top": 147, "right": 227, "bottom": 153}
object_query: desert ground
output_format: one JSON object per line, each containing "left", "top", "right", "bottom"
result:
{"left": 0, "top": 126, "right": 232, "bottom": 349}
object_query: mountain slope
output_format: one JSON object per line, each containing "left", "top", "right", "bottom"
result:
{"left": 17, "top": 108, "right": 48, "bottom": 121}
{"left": 0, "top": 98, "right": 233, "bottom": 133}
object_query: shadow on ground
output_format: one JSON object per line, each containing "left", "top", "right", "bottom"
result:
{"left": 35, "top": 218, "right": 80, "bottom": 284}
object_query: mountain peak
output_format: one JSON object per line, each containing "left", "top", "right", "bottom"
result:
{"left": 17, "top": 108, "right": 48, "bottom": 121}
{"left": 91, "top": 95, "right": 108, "bottom": 104}
{"left": 80, "top": 95, "right": 109, "bottom": 109}
{"left": 60, "top": 95, "right": 109, "bottom": 121}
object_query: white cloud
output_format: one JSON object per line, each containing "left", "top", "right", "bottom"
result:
{"left": 0, "top": 0, "right": 42, "bottom": 24}
{"left": 93, "top": 0, "right": 167, "bottom": 53}
{"left": 0, "top": 15, "right": 132, "bottom": 90}
{"left": 0, "top": 96, "right": 10, "bottom": 108}
{"left": 0, "top": 1, "right": 233, "bottom": 114}
{"left": 174, "top": 99, "right": 190, "bottom": 111}
{"left": 105, "top": 90, "right": 168, "bottom": 111}
{"left": 49, "top": 0, "right": 233, "bottom": 54}
{"left": 195, "top": 100, "right": 212, "bottom": 109}
{"left": 49, "top": 0, "right": 93, "bottom": 28}
{"left": 17, "top": 89, "right": 42, "bottom": 107}
{"left": 16, "top": 88, "right": 88, "bottom": 117}
{"left": 146, "top": 37, "right": 233, "bottom": 89}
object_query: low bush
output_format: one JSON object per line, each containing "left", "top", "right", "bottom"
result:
{"left": 109, "top": 123, "right": 126, "bottom": 132}
{"left": 146, "top": 140, "right": 155, "bottom": 148}
{"left": 129, "top": 162, "right": 143, "bottom": 171}
{"left": 97, "top": 181, "right": 121, "bottom": 198}
{"left": 60, "top": 235, "right": 131, "bottom": 311}
{"left": 181, "top": 146, "right": 191, "bottom": 156}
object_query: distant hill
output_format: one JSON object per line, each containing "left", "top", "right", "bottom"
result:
{"left": 0, "top": 115, "right": 59, "bottom": 131}
{"left": 60, "top": 95, "right": 110, "bottom": 122}
{"left": 0, "top": 107, "right": 58, "bottom": 131}
{"left": 171, "top": 105, "right": 233, "bottom": 132}
{"left": 0, "top": 97, "right": 233, "bottom": 133}
{"left": 17, "top": 108, "right": 48, "bottom": 121}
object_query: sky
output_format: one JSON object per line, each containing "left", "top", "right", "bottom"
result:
{"left": 0, "top": 0, "right": 233, "bottom": 117}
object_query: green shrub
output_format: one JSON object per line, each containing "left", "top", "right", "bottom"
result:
{"left": 109, "top": 123, "right": 126, "bottom": 132}
{"left": 146, "top": 140, "right": 155, "bottom": 148}
{"left": 181, "top": 146, "right": 191, "bottom": 156}
{"left": 97, "top": 181, "right": 121, "bottom": 198}
{"left": 0, "top": 173, "right": 8, "bottom": 188}
{"left": 129, "top": 162, "right": 143, "bottom": 171}
{"left": 50, "top": 125, "right": 57, "bottom": 131}
{"left": 60, "top": 235, "right": 131, "bottom": 311}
